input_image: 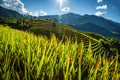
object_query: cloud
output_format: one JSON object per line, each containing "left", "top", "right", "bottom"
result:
{"left": 29, "top": 10, "right": 47, "bottom": 17}
{"left": 0, "top": 0, "right": 47, "bottom": 16}
{"left": 0, "top": 0, "right": 28, "bottom": 14}
{"left": 96, "top": 5, "right": 107, "bottom": 10}
{"left": 97, "top": 0, "right": 103, "bottom": 3}
{"left": 61, "top": 7, "right": 70, "bottom": 12}
{"left": 95, "top": 11, "right": 107, "bottom": 16}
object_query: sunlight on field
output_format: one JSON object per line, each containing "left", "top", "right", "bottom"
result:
{"left": 0, "top": 25, "right": 120, "bottom": 80}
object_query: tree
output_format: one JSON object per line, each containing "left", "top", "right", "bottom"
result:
{"left": 17, "top": 17, "right": 24, "bottom": 27}
{"left": 15, "top": 13, "right": 19, "bottom": 20}
{"left": 0, "top": 16, "right": 3, "bottom": 23}
{"left": 11, "top": 16, "right": 16, "bottom": 23}
{"left": 52, "top": 19, "right": 58, "bottom": 27}
{"left": 5, "top": 14, "right": 11, "bottom": 23}
{"left": 17, "top": 17, "right": 30, "bottom": 28}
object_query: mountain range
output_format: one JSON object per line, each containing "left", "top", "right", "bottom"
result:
{"left": 0, "top": 6, "right": 120, "bottom": 39}
{"left": 0, "top": 6, "right": 21, "bottom": 18}
{"left": 39, "top": 13, "right": 120, "bottom": 39}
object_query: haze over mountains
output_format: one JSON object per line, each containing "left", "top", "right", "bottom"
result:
{"left": 0, "top": 6, "right": 120, "bottom": 39}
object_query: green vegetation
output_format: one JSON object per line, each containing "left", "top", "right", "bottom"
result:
{"left": 17, "top": 17, "right": 30, "bottom": 27}
{"left": 29, "top": 19, "right": 116, "bottom": 57}
{"left": 0, "top": 24, "right": 120, "bottom": 80}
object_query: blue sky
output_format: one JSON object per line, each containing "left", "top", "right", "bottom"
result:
{"left": 21, "top": 0, "right": 97, "bottom": 15}
{"left": 0, "top": 0, "right": 120, "bottom": 23}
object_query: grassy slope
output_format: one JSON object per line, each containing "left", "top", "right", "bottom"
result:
{"left": 0, "top": 24, "right": 120, "bottom": 80}
{"left": 29, "top": 19, "right": 110, "bottom": 41}
{"left": 29, "top": 19, "right": 112, "bottom": 55}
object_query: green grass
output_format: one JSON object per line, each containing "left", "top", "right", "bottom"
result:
{"left": 29, "top": 20, "right": 112, "bottom": 56}
{"left": 0, "top": 24, "right": 120, "bottom": 80}
{"left": 28, "top": 20, "right": 109, "bottom": 40}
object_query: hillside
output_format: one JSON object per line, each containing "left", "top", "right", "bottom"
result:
{"left": 28, "top": 19, "right": 117, "bottom": 56}
{"left": 0, "top": 6, "right": 21, "bottom": 19}
{"left": 29, "top": 19, "right": 107, "bottom": 40}
{"left": 69, "top": 22, "right": 120, "bottom": 39}
{"left": 0, "top": 24, "right": 120, "bottom": 79}
{"left": 29, "top": 19, "right": 104, "bottom": 40}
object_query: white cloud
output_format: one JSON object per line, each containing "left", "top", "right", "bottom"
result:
{"left": 96, "top": 5, "right": 107, "bottom": 10}
{"left": 61, "top": 7, "right": 70, "bottom": 12}
{"left": 0, "top": 0, "right": 28, "bottom": 14}
{"left": 95, "top": 11, "right": 107, "bottom": 16}
{"left": 97, "top": 0, "right": 103, "bottom": 3}
{"left": 39, "top": 11, "right": 47, "bottom": 16}
{"left": 0, "top": 0, "right": 47, "bottom": 16}
{"left": 29, "top": 11, "right": 47, "bottom": 17}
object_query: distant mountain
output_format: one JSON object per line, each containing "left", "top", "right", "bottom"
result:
{"left": 39, "top": 13, "right": 120, "bottom": 39}
{"left": 0, "top": 6, "right": 21, "bottom": 18}
{"left": 39, "top": 15, "right": 59, "bottom": 21}
{"left": 69, "top": 22, "right": 120, "bottom": 39}
{"left": 62, "top": 13, "right": 81, "bottom": 24}
{"left": 62, "top": 14, "right": 120, "bottom": 34}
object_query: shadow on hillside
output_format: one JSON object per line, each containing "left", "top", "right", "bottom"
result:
{"left": 0, "top": 22, "right": 29, "bottom": 31}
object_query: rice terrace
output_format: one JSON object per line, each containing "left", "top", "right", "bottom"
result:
{"left": 0, "top": 0, "right": 120, "bottom": 80}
